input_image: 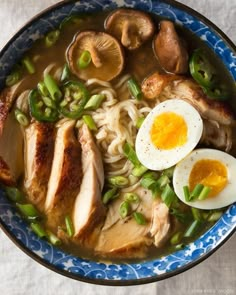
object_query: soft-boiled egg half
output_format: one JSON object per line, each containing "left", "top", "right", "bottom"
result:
{"left": 135, "top": 99, "right": 203, "bottom": 170}
{"left": 173, "top": 148, "right": 236, "bottom": 209}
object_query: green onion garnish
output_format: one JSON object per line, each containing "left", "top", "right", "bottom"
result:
{"left": 190, "top": 183, "right": 204, "bottom": 201}
{"left": 183, "top": 185, "right": 190, "bottom": 202}
{"left": 191, "top": 207, "right": 203, "bottom": 221}
{"left": 44, "top": 74, "right": 62, "bottom": 101}
{"left": 65, "top": 215, "right": 74, "bottom": 237}
{"left": 123, "top": 142, "right": 140, "bottom": 166}
{"left": 46, "top": 231, "right": 61, "bottom": 246}
{"left": 161, "top": 184, "right": 176, "bottom": 208}
{"left": 22, "top": 56, "right": 35, "bottom": 74}
{"left": 119, "top": 201, "right": 130, "bottom": 218}
{"left": 127, "top": 78, "right": 142, "bottom": 100}
{"left": 198, "top": 186, "right": 211, "bottom": 200}
{"left": 77, "top": 50, "right": 92, "bottom": 69}
{"left": 84, "top": 94, "right": 106, "bottom": 110}
{"left": 170, "top": 231, "right": 183, "bottom": 245}
{"left": 174, "top": 243, "right": 185, "bottom": 250}
{"left": 60, "top": 64, "right": 71, "bottom": 82}
{"left": 136, "top": 117, "right": 145, "bottom": 128}
{"left": 4, "top": 186, "right": 24, "bottom": 202}
{"left": 102, "top": 187, "right": 119, "bottom": 205}
{"left": 131, "top": 165, "right": 148, "bottom": 177}
{"left": 207, "top": 211, "right": 223, "bottom": 222}
{"left": 31, "top": 223, "right": 47, "bottom": 238}
{"left": 82, "top": 115, "right": 97, "bottom": 131}
{"left": 124, "top": 193, "right": 140, "bottom": 204}
{"left": 133, "top": 212, "right": 146, "bottom": 225}
{"left": 6, "top": 69, "right": 21, "bottom": 87}
{"left": 16, "top": 203, "right": 39, "bottom": 219}
{"left": 45, "top": 30, "right": 60, "bottom": 47}
{"left": 162, "top": 166, "right": 175, "bottom": 179}
{"left": 14, "top": 108, "right": 29, "bottom": 127}
{"left": 108, "top": 176, "right": 129, "bottom": 188}
{"left": 184, "top": 220, "right": 202, "bottom": 238}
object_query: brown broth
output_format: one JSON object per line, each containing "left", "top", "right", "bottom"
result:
{"left": 4, "top": 10, "right": 235, "bottom": 263}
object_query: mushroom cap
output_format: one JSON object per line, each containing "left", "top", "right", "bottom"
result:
{"left": 105, "top": 8, "right": 155, "bottom": 50}
{"left": 153, "top": 20, "right": 189, "bottom": 74}
{"left": 67, "top": 31, "right": 125, "bottom": 81}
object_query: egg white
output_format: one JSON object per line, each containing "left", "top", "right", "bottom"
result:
{"left": 173, "top": 148, "right": 236, "bottom": 209}
{"left": 135, "top": 99, "right": 203, "bottom": 170}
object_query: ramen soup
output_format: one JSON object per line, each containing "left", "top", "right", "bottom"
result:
{"left": 1, "top": 9, "right": 236, "bottom": 262}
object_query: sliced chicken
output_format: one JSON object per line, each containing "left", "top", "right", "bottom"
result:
{"left": 0, "top": 111, "right": 24, "bottom": 185}
{"left": 149, "top": 202, "right": 170, "bottom": 247}
{"left": 73, "top": 124, "right": 106, "bottom": 246}
{"left": 45, "top": 120, "right": 82, "bottom": 230}
{"left": 24, "top": 122, "right": 55, "bottom": 211}
{"left": 160, "top": 79, "right": 235, "bottom": 125}
{"left": 0, "top": 88, "right": 25, "bottom": 185}
{"left": 95, "top": 187, "right": 154, "bottom": 259}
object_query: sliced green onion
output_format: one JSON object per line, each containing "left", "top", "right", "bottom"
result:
{"left": 140, "top": 177, "right": 156, "bottom": 189}
{"left": 5, "top": 186, "right": 24, "bottom": 202}
{"left": 184, "top": 220, "right": 202, "bottom": 238}
{"left": 174, "top": 243, "right": 185, "bottom": 250}
{"left": 133, "top": 212, "right": 146, "bottom": 225}
{"left": 170, "top": 231, "right": 183, "bottom": 245}
{"left": 45, "top": 30, "right": 60, "bottom": 47}
{"left": 31, "top": 223, "right": 47, "bottom": 238}
{"left": 128, "top": 174, "right": 139, "bottom": 185}
{"left": 198, "top": 186, "right": 211, "bottom": 200}
{"left": 102, "top": 187, "right": 119, "bottom": 205}
{"left": 132, "top": 165, "right": 148, "bottom": 177}
{"left": 123, "top": 142, "right": 140, "bottom": 166}
{"left": 156, "top": 175, "right": 170, "bottom": 190}
{"left": 6, "top": 69, "right": 21, "bottom": 87}
{"left": 162, "top": 166, "right": 175, "bottom": 179}
{"left": 22, "top": 57, "right": 35, "bottom": 74}
{"left": 37, "top": 81, "right": 49, "bottom": 97}
{"left": 60, "top": 15, "right": 84, "bottom": 30}
{"left": 108, "top": 176, "right": 129, "bottom": 188}
{"left": 60, "top": 64, "right": 71, "bottom": 82}
{"left": 14, "top": 108, "right": 29, "bottom": 127}
{"left": 191, "top": 207, "right": 203, "bottom": 221}
{"left": 84, "top": 94, "right": 105, "bottom": 110}
{"left": 161, "top": 184, "right": 176, "bottom": 208}
{"left": 207, "top": 211, "right": 223, "bottom": 222}
{"left": 82, "top": 115, "right": 97, "bottom": 131}
{"left": 170, "top": 208, "right": 191, "bottom": 224}
{"left": 190, "top": 183, "right": 204, "bottom": 201}
{"left": 77, "top": 50, "right": 91, "bottom": 69}
{"left": 127, "top": 78, "right": 142, "bottom": 100}
{"left": 65, "top": 215, "right": 74, "bottom": 237}
{"left": 119, "top": 201, "right": 130, "bottom": 218}
{"left": 136, "top": 117, "right": 145, "bottom": 128}
{"left": 124, "top": 193, "right": 140, "bottom": 204}
{"left": 16, "top": 203, "right": 39, "bottom": 219}
{"left": 183, "top": 185, "right": 190, "bottom": 202}
{"left": 47, "top": 231, "right": 61, "bottom": 246}
{"left": 44, "top": 74, "right": 62, "bottom": 101}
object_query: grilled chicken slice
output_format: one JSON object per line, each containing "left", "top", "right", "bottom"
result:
{"left": 95, "top": 187, "right": 154, "bottom": 258}
{"left": 45, "top": 120, "right": 82, "bottom": 230}
{"left": 24, "top": 122, "right": 55, "bottom": 211}
{"left": 73, "top": 124, "right": 106, "bottom": 246}
{"left": 0, "top": 111, "right": 24, "bottom": 185}
{"left": 149, "top": 202, "right": 170, "bottom": 247}
{"left": 0, "top": 88, "right": 26, "bottom": 185}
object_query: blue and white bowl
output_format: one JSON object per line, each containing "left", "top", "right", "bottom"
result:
{"left": 0, "top": 0, "right": 235, "bottom": 285}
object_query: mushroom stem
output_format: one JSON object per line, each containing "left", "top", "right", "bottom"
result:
{"left": 90, "top": 46, "right": 102, "bottom": 68}
{"left": 121, "top": 20, "right": 131, "bottom": 48}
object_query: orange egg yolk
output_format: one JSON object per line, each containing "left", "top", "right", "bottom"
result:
{"left": 189, "top": 159, "right": 228, "bottom": 198}
{"left": 150, "top": 112, "right": 187, "bottom": 150}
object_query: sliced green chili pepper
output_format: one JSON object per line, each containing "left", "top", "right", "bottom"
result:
{"left": 189, "top": 48, "right": 217, "bottom": 88}
{"left": 59, "top": 81, "right": 90, "bottom": 119}
{"left": 202, "top": 84, "right": 229, "bottom": 101}
{"left": 29, "top": 89, "right": 58, "bottom": 122}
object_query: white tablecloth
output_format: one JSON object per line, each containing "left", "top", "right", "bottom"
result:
{"left": 0, "top": 1, "right": 235, "bottom": 294}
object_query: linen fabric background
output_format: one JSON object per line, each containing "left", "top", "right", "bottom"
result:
{"left": 0, "top": 1, "right": 235, "bottom": 294}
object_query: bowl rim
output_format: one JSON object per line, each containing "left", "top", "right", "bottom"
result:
{"left": 0, "top": 0, "right": 235, "bottom": 286}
